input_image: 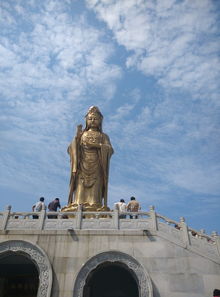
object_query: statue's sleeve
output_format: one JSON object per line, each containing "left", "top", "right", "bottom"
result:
{"left": 100, "top": 134, "right": 114, "bottom": 178}
{"left": 68, "top": 137, "right": 78, "bottom": 174}
{"left": 100, "top": 134, "right": 114, "bottom": 206}
{"left": 67, "top": 137, "right": 79, "bottom": 204}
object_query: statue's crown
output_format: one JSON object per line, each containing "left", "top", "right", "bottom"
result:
{"left": 86, "top": 106, "right": 103, "bottom": 118}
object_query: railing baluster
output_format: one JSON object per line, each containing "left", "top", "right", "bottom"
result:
{"left": 39, "top": 205, "right": 46, "bottom": 230}
{"left": 76, "top": 205, "right": 82, "bottom": 229}
{"left": 150, "top": 206, "right": 158, "bottom": 231}
{"left": 211, "top": 231, "right": 220, "bottom": 256}
{"left": 180, "top": 217, "right": 190, "bottom": 246}
{"left": 1, "top": 205, "right": 11, "bottom": 231}
{"left": 113, "top": 208, "right": 119, "bottom": 229}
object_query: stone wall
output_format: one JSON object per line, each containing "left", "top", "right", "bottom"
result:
{"left": 0, "top": 207, "right": 219, "bottom": 297}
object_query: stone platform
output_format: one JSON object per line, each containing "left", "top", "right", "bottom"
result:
{"left": 0, "top": 206, "right": 219, "bottom": 297}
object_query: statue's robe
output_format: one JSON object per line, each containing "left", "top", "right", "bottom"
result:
{"left": 67, "top": 130, "right": 113, "bottom": 207}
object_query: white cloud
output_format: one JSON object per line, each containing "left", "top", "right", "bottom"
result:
{"left": 106, "top": 90, "right": 220, "bottom": 200}
{"left": 0, "top": 1, "right": 121, "bottom": 102}
{"left": 0, "top": 0, "right": 122, "bottom": 200}
{"left": 0, "top": 1, "right": 219, "bottom": 234}
{"left": 87, "top": 0, "right": 220, "bottom": 102}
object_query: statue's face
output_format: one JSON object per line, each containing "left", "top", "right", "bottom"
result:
{"left": 86, "top": 113, "right": 101, "bottom": 129}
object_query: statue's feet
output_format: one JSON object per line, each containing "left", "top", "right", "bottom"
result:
{"left": 62, "top": 203, "right": 110, "bottom": 212}
{"left": 97, "top": 205, "right": 110, "bottom": 211}
{"left": 61, "top": 204, "right": 78, "bottom": 212}
{"left": 83, "top": 203, "right": 102, "bottom": 211}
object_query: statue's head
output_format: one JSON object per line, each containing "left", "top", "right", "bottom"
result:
{"left": 85, "top": 106, "right": 103, "bottom": 131}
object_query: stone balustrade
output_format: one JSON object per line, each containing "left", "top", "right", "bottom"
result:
{"left": 0, "top": 205, "right": 219, "bottom": 263}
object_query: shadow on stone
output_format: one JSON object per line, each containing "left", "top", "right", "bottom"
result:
{"left": 143, "top": 230, "right": 157, "bottom": 241}
{"left": 152, "top": 280, "right": 161, "bottom": 297}
{"left": 68, "top": 229, "right": 79, "bottom": 241}
{"left": 51, "top": 269, "right": 59, "bottom": 297}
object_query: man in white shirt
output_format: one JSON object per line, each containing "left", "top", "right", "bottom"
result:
{"left": 114, "top": 199, "right": 127, "bottom": 219}
{"left": 32, "top": 197, "right": 46, "bottom": 219}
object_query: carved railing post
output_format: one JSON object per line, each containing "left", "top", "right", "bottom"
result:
{"left": 1, "top": 205, "right": 11, "bottom": 231}
{"left": 39, "top": 204, "right": 46, "bottom": 230}
{"left": 76, "top": 205, "right": 82, "bottom": 229}
{"left": 211, "top": 231, "right": 220, "bottom": 256}
{"left": 199, "top": 229, "right": 205, "bottom": 239}
{"left": 180, "top": 217, "right": 190, "bottom": 246}
{"left": 150, "top": 206, "right": 158, "bottom": 231}
{"left": 113, "top": 208, "right": 119, "bottom": 229}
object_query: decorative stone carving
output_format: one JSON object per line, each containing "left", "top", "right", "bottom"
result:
{"left": 0, "top": 240, "right": 52, "bottom": 297}
{"left": 1, "top": 209, "right": 219, "bottom": 264}
{"left": 7, "top": 219, "right": 39, "bottom": 229}
{"left": 73, "top": 251, "right": 153, "bottom": 297}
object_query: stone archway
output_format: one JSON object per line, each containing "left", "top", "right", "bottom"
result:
{"left": 73, "top": 251, "right": 153, "bottom": 297}
{"left": 0, "top": 253, "right": 39, "bottom": 297}
{"left": 83, "top": 261, "right": 139, "bottom": 297}
{"left": 0, "top": 240, "right": 52, "bottom": 297}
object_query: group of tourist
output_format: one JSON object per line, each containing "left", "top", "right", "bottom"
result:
{"left": 114, "top": 196, "right": 141, "bottom": 219}
{"left": 32, "top": 196, "right": 141, "bottom": 219}
{"left": 32, "top": 197, "right": 61, "bottom": 218}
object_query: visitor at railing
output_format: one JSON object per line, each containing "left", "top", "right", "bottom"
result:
{"left": 127, "top": 197, "right": 141, "bottom": 219}
{"left": 174, "top": 224, "right": 181, "bottom": 230}
{"left": 48, "top": 198, "right": 61, "bottom": 219}
{"left": 32, "top": 197, "right": 46, "bottom": 219}
{"left": 114, "top": 199, "right": 127, "bottom": 219}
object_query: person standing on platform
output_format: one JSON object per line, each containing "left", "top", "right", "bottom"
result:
{"left": 48, "top": 198, "right": 61, "bottom": 218}
{"left": 32, "top": 197, "right": 46, "bottom": 219}
{"left": 127, "top": 196, "right": 140, "bottom": 219}
{"left": 114, "top": 199, "right": 127, "bottom": 219}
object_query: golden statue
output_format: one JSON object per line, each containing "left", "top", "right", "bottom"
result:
{"left": 63, "top": 106, "right": 114, "bottom": 212}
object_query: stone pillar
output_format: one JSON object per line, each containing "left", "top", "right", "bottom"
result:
{"left": 1, "top": 205, "right": 11, "bottom": 230}
{"left": 39, "top": 204, "right": 46, "bottom": 230}
{"left": 211, "top": 231, "right": 220, "bottom": 256}
{"left": 199, "top": 229, "right": 205, "bottom": 239}
{"left": 76, "top": 205, "right": 82, "bottom": 229}
{"left": 180, "top": 217, "right": 190, "bottom": 246}
{"left": 113, "top": 208, "right": 119, "bottom": 229}
{"left": 150, "top": 205, "right": 158, "bottom": 231}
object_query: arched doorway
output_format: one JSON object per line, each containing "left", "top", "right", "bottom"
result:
{"left": 73, "top": 251, "right": 153, "bottom": 297}
{"left": 0, "top": 253, "right": 39, "bottom": 297}
{"left": 0, "top": 240, "right": 53, "bottom": 297}
{"left": 83, "top": 261, "right": 139, "bottom": 297}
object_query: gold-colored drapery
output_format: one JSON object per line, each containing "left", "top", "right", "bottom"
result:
{"left": 63, "top": 107, "right": 113, "bottom": 212}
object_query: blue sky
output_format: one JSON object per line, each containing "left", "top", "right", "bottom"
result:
{"left": 0, "top": 0, "right": 219, "bottom": 234}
